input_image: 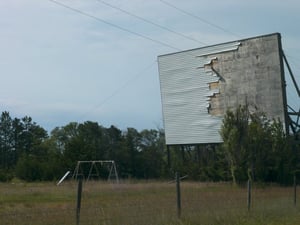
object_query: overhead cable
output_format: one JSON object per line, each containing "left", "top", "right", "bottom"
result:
{"left": 48, "top": 0, "right": 183, "bottom": 52}
{"left": 95, "top": 0, "right": 207, "bottom": 46}
{"left": 159, "top": 0, "right": 240, "bottom": 38}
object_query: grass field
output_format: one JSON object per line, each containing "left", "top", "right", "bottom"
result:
{"left": 0, "top": 180, "right": 300, "bottom": 225}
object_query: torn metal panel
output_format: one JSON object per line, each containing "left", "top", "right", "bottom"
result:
{"left": 158, "top": 41, "right": 240, "bottom": 145}
{"left": 158, "top": 33, "right": 287, "bottom": 145}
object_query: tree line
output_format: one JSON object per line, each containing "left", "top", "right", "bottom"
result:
{"left": 0, "top": 109, "right": 299, "bottom": 184}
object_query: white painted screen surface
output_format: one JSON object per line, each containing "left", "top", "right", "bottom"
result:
{"left": 158, "top": 42, "right": 240, "bottom": 145}
{"left": 158, "top": 33, "right": 286, "bottom": 145}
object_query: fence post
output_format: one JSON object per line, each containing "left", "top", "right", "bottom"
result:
{"left": 247, "top": 179, "right": 251, "bottom": 211}
{"left": 294, "top": 174, "right": 297, "bottom": 206}
{"left": 176, "top": 172, "right": 181, "bottom": 218}
{"left": 76, "top": 177, "right": 83, "bottom": 225}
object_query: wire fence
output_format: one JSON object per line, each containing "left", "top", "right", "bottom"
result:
{"left": 0, "top": 178, "right": 299, "bottom": 225}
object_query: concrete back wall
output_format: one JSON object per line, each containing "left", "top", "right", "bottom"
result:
{"left": 158, "top": 33, "right": 287, "bottom": 145}
{"left": 211, "top": 33, "right": 286, "bottom": 120}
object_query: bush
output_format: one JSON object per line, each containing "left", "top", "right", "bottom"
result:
{"left": 16, "top": 155, "right": 43, "bottom": 181}
{"left": 16, "top": 154, "right": 66, "bottom": 182}
{"left": 0, "top": 169, "right": 14, "bottom": 182}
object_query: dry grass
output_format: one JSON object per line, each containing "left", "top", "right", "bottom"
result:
{"left": 0, "top": 180, "right": 299, "bottom": 225}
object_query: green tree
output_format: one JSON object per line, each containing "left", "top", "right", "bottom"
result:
{"left": 138, "top": 129, "right": 166, "bottom": 178}
{"left": 0, "top": 111, "right": 14, "bottom": 169}
{"left": 220, "top": 105, "right": 249, "bottom": 184}
{"left": 220, "top": 105, "right": 296, "bottom": 184}
{"left": 119, "top": 128, "right": 141, "bottom": 178}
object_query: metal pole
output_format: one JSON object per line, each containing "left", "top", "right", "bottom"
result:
{"left": 76, "top": 178, "right": 83, "bottom": 225}
{"left": 176, "top": 172, "right": 181, "bottom": 218}
{"left": 113, "top": 161, "right": 119, "bottom": 184}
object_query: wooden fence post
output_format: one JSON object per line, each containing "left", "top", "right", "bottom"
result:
{"left": 247, "top": 179, "right": 251, "bottom": 211}
{"left": 176, "top": 172, "right": 181, "bottom": 218}
{"left": 294, "top": 174, "right": 297, "bottom": 206}
{"left": 76, "top": 178, "right": 83, "bottom": 225}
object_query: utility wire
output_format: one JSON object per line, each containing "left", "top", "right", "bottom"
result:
{"left": 47, "top": 0, "right": 208, "bottom": 120}
{"left": 48, "top": 0, "right": 298, "bottom": 121}
{"left": 157, "top": 0, "right": 299, "bottom": 100}
{"left": 48, "top": 0, "right": 182, "bottom": 52}
{"left": 95, "top": 0, "right": 207, "bottom": 46}
{"left": 159, "top": 0, "right": 241, "bottom": 39}
{"left": 78, "top": 60, "right": 157, "bottom": 120}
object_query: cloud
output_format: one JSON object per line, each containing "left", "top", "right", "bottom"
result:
{"left": 0, "top": 0, "right": 298, "bottom": 133}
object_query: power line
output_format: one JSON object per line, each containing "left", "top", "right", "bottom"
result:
{"left": 46, "top": 0, "right": 209, "bottom": 120}
{"left": 95, "top": 0, "right": 207, "bottom": 46}
{"left": 156, "top": 0, "right": 298, "bottom": 94}
{"left": 156, "top": 0, "right": 297, "bottom": 76}
{"left": 158, "top": 0, "right": 240, "bottom": 39}
{"left": 48, "top": 0, "right": 182, "bottom": 52}
{"left": 48, "top": 0, "right": 299, "bottom": 122}
{"left": 78, "top": 60, "right": 157, "bottom": 120}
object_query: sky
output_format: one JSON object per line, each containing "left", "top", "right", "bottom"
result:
{"left": 0, "top": 0, "right": 299, "bottom": 133}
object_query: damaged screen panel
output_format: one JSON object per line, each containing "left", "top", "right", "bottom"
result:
{"left": 158, "top": 33, "right": 287, "bottom": 145}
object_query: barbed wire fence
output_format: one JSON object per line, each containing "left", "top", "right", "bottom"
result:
{"left": 0, "top": 174, "right": 299, "bottom": 225}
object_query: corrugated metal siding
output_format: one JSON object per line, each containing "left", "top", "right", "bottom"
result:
{"left": 158, "top": 42, "right": 240, "bottom": 145}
